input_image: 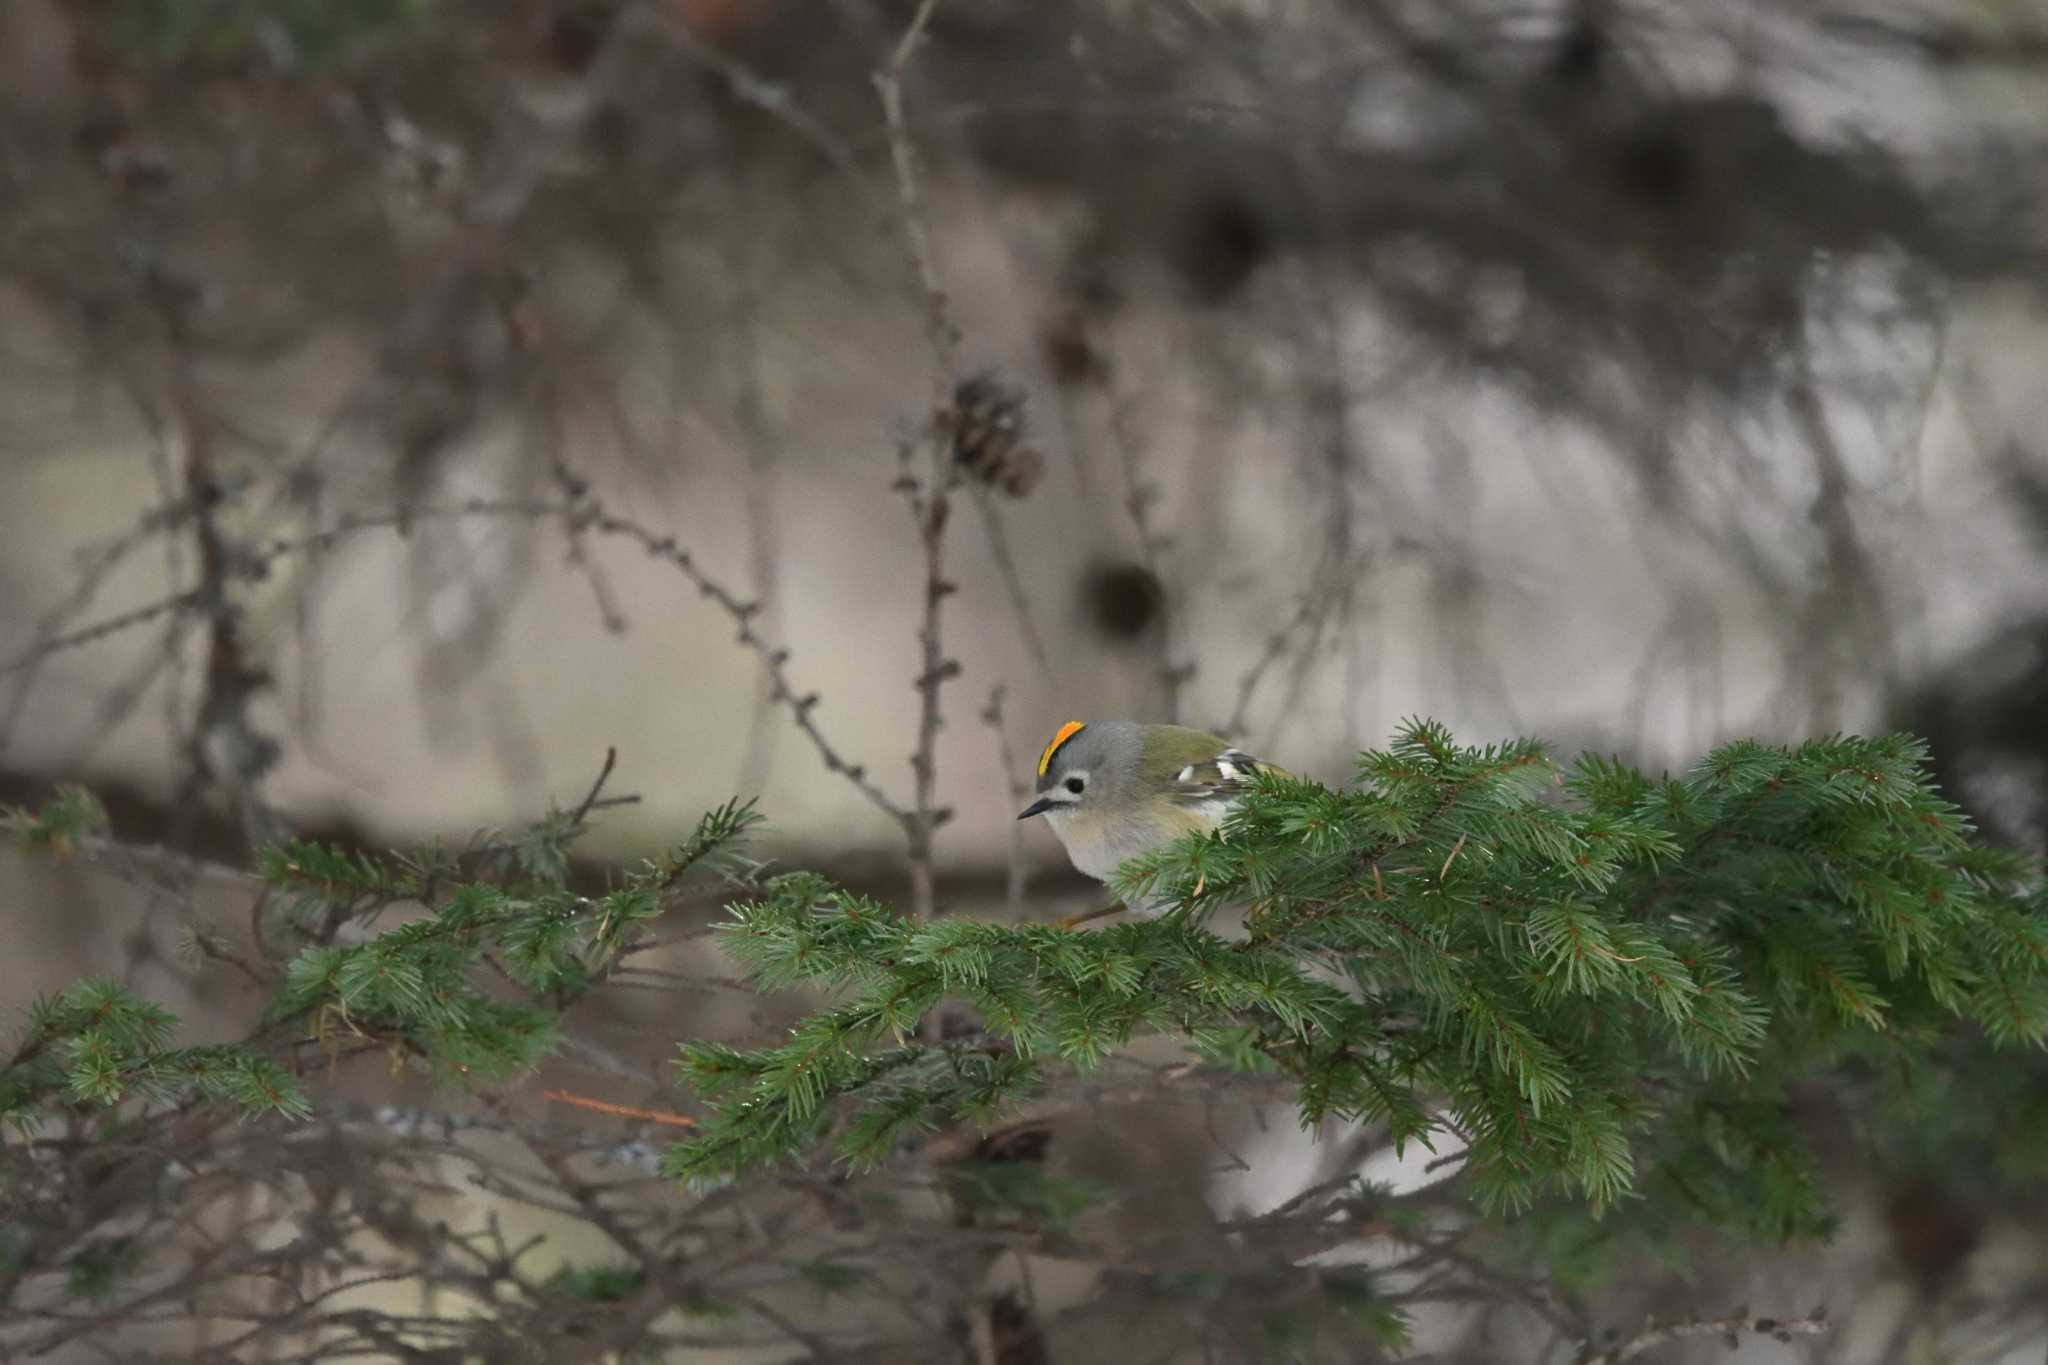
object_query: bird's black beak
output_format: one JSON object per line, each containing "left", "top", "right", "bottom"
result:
{"left": 1016, "top": 797, "right": 1056, "bottom": 821}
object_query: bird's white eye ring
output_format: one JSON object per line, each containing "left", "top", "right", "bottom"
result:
{"left": 1065, "top": 776, "right": 1085, "bottom": 794}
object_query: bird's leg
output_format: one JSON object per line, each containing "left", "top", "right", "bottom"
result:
{"left": 1056, "top": 902, "right": 1126, "bottom": 930}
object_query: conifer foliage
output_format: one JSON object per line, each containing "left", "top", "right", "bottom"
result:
{"left": 6, "top": 722, "right": 2045, "bottom": 1266}
{"left": 2, "top": 790, "right": 308, "bottom": 1128}
{"left": 668, "top": 722, "right": 2048, "bottom": 1232}
{"left": 1, "top": 785, "right": 762, "bottom": 1158}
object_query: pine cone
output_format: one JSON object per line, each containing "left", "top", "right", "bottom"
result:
{"left": 946, "top": 372, "right": 1044, "bottom": 497}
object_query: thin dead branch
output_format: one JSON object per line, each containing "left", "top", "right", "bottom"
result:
{"left": 1578, "top": 1310, "right": 1830, "bottom": 1364}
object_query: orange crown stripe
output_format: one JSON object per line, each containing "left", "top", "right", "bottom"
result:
{"left": 1037, "top": 721, "right": 1087, "bottom": 778}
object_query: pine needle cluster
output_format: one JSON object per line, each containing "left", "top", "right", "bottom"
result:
{"left": 260, "top": 797, "right": 764, "bottom": 1080}
{"left": 2, "top": 787, "right": 761, "bottom": 1129}
{"left": 2, "top": 789, "right": 308, "bottom": 1127}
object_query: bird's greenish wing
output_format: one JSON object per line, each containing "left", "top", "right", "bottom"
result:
{"left": 1166, "top": 747, "right": 1284, "bottom": 808}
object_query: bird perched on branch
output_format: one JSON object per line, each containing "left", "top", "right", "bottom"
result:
{"left": 1018, "top": 720, "right": 1283, "bottom": 923}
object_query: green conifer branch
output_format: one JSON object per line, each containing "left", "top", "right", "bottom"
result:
{"left": 8, "top": 726, "right": 2042, "bottom": 1237}
{"left": 1, "top": 977, "right": 309, "bottom": 1128}
{"left": 2, "top": 789, "right": 763, "bottom": 1130}
{"left": 665, "top": 723, "right": 2048, "bottom": 1228}
{"left": 259, "top": 798, "right": 764, "bottom": 1078}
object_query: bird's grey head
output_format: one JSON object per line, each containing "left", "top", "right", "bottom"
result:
{"left": 1016, "top": 720, "right": 1138, "bottom": 822}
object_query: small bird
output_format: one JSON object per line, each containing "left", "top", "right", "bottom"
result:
{"left": 1017, "top": 720, "right": 1283, "bottom": 919}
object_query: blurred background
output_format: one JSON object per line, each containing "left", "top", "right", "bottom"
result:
{"left": 4, "top": 1, "right": 2048, "bottom": 1361}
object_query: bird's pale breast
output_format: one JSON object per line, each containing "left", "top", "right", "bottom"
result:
{"left": 1046, "top": 801, "right": 1228, "bottom": 884}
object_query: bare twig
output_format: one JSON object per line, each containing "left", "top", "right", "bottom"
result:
{"left": 1578, "top": 1311, "right": 1829, "bottom": 1363}
{"left": 140, "top": 376, "right": 197, "bottom": 796}
{"left": 16, "top": 491, "right": 916, "bottom": 837}
{"left": 658, "top": 8, "right": 874, "bottom": 196}
{"left": 1055, "top": 901, "right": 1128, "bottom": 930}
{"left": 574, "top": 498, "right": 911, "bottom": 821}
{"left": 898, "top": 451, "right": 960, "bottom": 926}
{"left": 567, "top": 746, "right": 621, "bottom": 830}
{"left": 548, "top": 444, "right": 630, "bottom": 636}
{"left": 1226, "top": 593, "right": 1319, "bottom": 739}
{"left": 876, "top": 0, "right": 960, "bottom": 928}
{"left": 1439, "top": 832, "right": 1468, "bottom": 882}
{"left": 870, "top": 26, "right": 1019, "bottom": 1355}
{"left": 0, "top": 491, "right": 202, "bottom": 751}
{"left": 186, "top": 933, "right": 271, "bottom": 990}
{"left": 124, "top": 290, "right": 284, "bottom": 854}
{"left": 0, "top": 588, "right": 210, "bottom": 676}
{"left": 538, "top": 1089, "right": 698, "bottom": 1129}
{"left": 875, "top": 0, "right": 958, "bottom": 391}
